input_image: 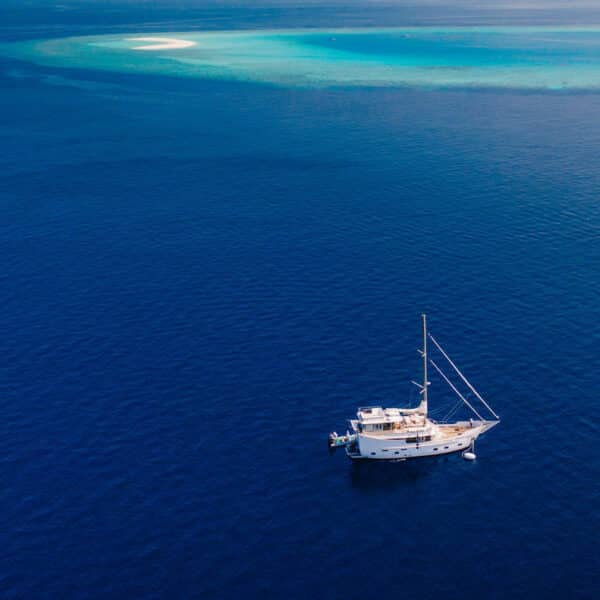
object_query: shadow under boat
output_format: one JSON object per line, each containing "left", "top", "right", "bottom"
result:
{"left": 348, "top": 454, "right": 461, "bottom": 491}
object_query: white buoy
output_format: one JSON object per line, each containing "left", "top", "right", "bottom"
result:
{"left": 462, "top": 450, "right": 476, "bottom": 461}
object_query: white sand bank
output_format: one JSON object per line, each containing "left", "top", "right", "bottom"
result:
{"left": 127, "top": 37, "right": 197, "bottom": 51}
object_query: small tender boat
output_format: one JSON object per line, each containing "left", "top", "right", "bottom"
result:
{"left": 329, "top": 315, "right": 499, "bottom": 460}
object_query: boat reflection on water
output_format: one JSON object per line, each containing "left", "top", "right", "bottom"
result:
{"left": 348, "top": 456, "right": 441, "bottom": 492}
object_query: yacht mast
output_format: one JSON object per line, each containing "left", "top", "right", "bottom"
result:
{"left": 421, "top": 314, "right": 428, "bottom": 416}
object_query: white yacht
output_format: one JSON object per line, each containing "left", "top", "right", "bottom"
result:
{"left": 329, "top": 315, "right": 499, "bottom": 460}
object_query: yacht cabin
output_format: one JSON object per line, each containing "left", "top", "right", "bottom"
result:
{"left": 351, "top": 406, "right": 430, "bottom": 436}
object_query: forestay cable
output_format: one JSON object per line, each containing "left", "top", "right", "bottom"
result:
{"left": 429, "top": 358, "right": 485, "bottom": 421}
{"left": 429, "top": 334, "right": 500, "bottom": 419}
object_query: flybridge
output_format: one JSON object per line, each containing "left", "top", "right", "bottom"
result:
{"left": 328, "top": 315, "right": 499, "bottom": 461}
{"left": 356, "top": 407, "right": 409, "bottom": 421}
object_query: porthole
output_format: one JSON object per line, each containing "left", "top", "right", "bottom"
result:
{"left": 433, "top": 448, "right": 438, "bottom": 451}
{"left": 370, "top": 452, "right": 376, "bottom": 456}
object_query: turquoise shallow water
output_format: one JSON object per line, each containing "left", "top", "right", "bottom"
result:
{"left": 6, "top": 27, "right": 600, "bottom": 89}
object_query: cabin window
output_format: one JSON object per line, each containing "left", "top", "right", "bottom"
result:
{"left": 406, "top": 435, "right": 431, "bottom": 443}
{"left": 394, "top": 452, "right": 400, "bottom": 455}
{"left": 370, "top": 452, "right": 376, "bottom": 456}
{"left": 365, "top": 424, "right": 385, "bottom": 432}
{"left": 444, "top": 446, "right": 449, "bottom": 449}
{"left": 383, "top": 449, "right": 389, "bottom": 452}
{"left": 433, "top": 448, "right": 438, "bottom": 451}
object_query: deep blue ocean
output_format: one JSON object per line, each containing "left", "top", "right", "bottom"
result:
{"left": 1, "top": 2, "right": 599, "bottom": 598}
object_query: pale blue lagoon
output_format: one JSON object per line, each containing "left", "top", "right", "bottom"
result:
{"left": 6, "top": 27, "right": 600, "bottom": 89}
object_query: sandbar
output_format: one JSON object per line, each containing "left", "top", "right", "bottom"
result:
{"left": 127, "top": 37, "right": 197, "bottom": 51}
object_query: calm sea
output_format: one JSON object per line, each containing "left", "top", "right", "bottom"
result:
{"left": 1, "top": 2, "right": 599, "bottom": 598}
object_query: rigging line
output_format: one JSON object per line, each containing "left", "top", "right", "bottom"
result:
{"left": 434, "top": 402, "right": 456, "bottom": 421}
{"left": 429, "top": 398, "right": 461, "bottom": 418}
{"left": 429, "top": 358, "right": 485, "bottom": 421}
{"left": 447, "top": 395, "right": 470, "bottom": 421}
{"left": 442, "top": 398, "right": 465, "bottom": 422}
{"left": 442, "top": 407, "right": 459, "bottom": 424}
{"left": 428, "top": 333, "right": 500, "bottom": 420}
{"left": 428, "top": 407, "right": 449, "bottom": 418}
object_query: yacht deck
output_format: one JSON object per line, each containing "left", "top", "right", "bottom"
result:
{"left": 360, "top": 423, "right": 474, "bottom": 439}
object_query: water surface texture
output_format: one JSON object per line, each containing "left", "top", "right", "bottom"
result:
{"left": 1, "top": 3, "right": 600, "bottom": 599}
{"left": 7, "top": 27, "right": 600, "bottom": 88}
